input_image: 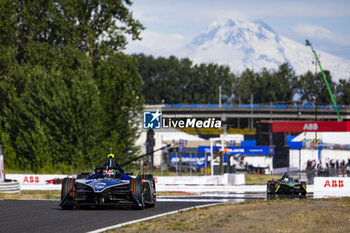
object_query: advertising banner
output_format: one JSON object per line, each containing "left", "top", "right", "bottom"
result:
{"left": 314, "top": 177, "right": 350, "bottom": 197}
{"left": 197, "top": 146, "right": 273, "bottom": 155}
{"left": 269, "top": 121, "right": 350, "bottom": 133}
{"left": 169, "top": 154, "right": 206, "bottom": 167}
{"left": 5, "top": 174, "right": 68, "bottom": 185}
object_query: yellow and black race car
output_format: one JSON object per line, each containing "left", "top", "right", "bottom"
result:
{"left": 267, "top": 173, "right": 307, "bottom": 196}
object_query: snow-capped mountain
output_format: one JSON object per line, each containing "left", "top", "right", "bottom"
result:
{"left": 185, "top": 19, "right": 350, "bottom": 81}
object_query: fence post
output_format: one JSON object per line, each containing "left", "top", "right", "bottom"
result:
{"left": 175, "top": 152, "right": 178, "bottom": 175}
{"left": 179, "top": 153, "right": 182, "bottom": 176}
{"left": 190, "top": 152, "right": 192, "bottom": 176}
{"left": 205, "top": 153, "right": 208, "bottom": 175}
{"left": 220, "top": 152, "right": 224, "bottom": 175}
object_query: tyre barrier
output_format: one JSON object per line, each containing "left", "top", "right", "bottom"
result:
{"left": 0, "top": 179, "right": 21, "bottom": 194}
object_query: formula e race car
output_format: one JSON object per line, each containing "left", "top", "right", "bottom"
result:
{"left": 59, "top": 154, "right": 156, "bottom": 210}
{"left": 267, "top": 173, "right": 307, "bottom": 196}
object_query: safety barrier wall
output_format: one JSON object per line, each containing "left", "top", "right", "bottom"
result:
{"left": 5, "top": 173, "right": 246, "bottom": 191}
{"left": 8, "top": 173, "right": 246, "bottom": 186}
{"left": 6, "top": 174, "right": 68, "bottom": 185}
{"left": 155, "top": 173, "right": 245, "bottom": 186}
{"left": 314, "top": 177, "right": 350, "bottom": 197}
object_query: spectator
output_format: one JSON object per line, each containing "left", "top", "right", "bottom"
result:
{"left": 341, "top": 160, "right": 345, "bottom": 169}
{"left": 311, "top": 160, "right": 316, "bottom": 169}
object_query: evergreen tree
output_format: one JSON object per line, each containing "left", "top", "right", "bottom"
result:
{"left": 296, "top": 70, "right": 336, "bottom": 105}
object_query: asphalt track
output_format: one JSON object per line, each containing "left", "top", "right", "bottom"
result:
{"left": 0, "top": 199, "right": 215, "bottom": 233}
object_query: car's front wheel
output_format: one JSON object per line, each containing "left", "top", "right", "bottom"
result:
{"left": 130, "top": 178, "right": 145, "bottom": 209}
{"left": 60, "top": 178, "right": 76, "bottom": 210}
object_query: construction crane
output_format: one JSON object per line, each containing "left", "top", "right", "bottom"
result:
{"left": 305, "top": 39, "right": 342, "bottom": 121}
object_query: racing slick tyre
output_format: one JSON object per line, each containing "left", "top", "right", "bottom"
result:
{"left": 142, "top": 175, "right": 156, "bottom": 208}
{"left": 61, "top": 178, "right": 76, "bottom": 210}
{"left": 274, "top": 181, "right": 279, "bottom": 194}
{"left": 130, "top": 178, "right": 145, "bottom": 210}
{"left": 266, "top": 181, "right": 275, "bottom": 195}
{"left": 300, "top": 181, "right": 307, "bottom": 196}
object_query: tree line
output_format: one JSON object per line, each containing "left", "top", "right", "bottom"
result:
{"left": 0, "top": 1, "right": 144, "bottom": 173}
{"left": 134, "top": 54, "right": 350, "bottom": 106}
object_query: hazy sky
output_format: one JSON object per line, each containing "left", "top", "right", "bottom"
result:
{"left": 125, "top": 0, "right": 350, "bottom": 60}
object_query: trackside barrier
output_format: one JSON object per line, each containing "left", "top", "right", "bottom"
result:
{"left": 155, "top": 174, "right": 245, "bottom": 186}
{"left": 6, "top": 174, "right": 246, "bottom": 191}
{"left": 0, "top": 180, "right": 21, "bottom": 194}
{"left": 314, "top": 177, "right": 350, "bottom": 197}
{"left": 6, "top": 174, "right": 68, "bottom": 185}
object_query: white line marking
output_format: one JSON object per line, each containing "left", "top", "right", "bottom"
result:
{"left": 157, "top": 199, "right": 243, "bottom": 203}
{"left": 86, "top": 203, "right": 220, "bottom": 233}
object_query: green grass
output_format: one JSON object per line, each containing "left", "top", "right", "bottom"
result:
{"left": 245, "top": 173, "right": 280, "bottom": 184}
{"left": 113, "top": 198, "right": 350, "bottom": 233}
{"left": 0, "top": 190, "right": 61, "bottom": 200}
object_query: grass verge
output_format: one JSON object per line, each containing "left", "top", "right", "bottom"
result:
{"left": 112, "top": 198, "right": 350, "bottom": 233}
{"left": 0, "top": 190, "right": 61, "bottom": 200}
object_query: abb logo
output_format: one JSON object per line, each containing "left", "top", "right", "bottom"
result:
{"left": 154, "top": 177, "right": 158, "bottom": 184}
{"left": 324, "top": 180, "right": 344, "bottom": 188}
{"left": 23, "top": 176, "right": 40, "bottom": 183}
{"left": 303, "top": 123, "right": 318, "bottom": 131}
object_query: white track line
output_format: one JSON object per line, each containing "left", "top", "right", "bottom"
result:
{"left": 157, "top": 199, "right": 239, "bottom": 203}
{"left": 87, "top": 203, "right": 220, "bottom": 233}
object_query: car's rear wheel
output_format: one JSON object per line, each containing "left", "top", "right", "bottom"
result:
{"left": 300, "top": 181, "right": 307, "bottom": 196}
{"left": 266, "top": 181, "right": 274, "bottom": 195}
{"left": 143, "top": 175, "right": 156, "bottom": 208}
{"left": 274, "top": 181, "right": 280, "bottom": 194}
{"left": 61, "top": 178, "right": 76, "bottom": 210}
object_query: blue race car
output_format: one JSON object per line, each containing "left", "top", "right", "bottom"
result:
{"left": 267, "top": 173, "right": 307, "bottom": 196}
{"left": 59, "top": 154, "right": 156, "bottom": 210}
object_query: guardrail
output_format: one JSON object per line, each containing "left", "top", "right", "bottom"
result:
{"left": 0, "top": 179, "right": 21, "bottom": 194}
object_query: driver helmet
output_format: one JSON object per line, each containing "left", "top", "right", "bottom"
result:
{"left": 104, "top": 168, "right": 116, "bottom": 178}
